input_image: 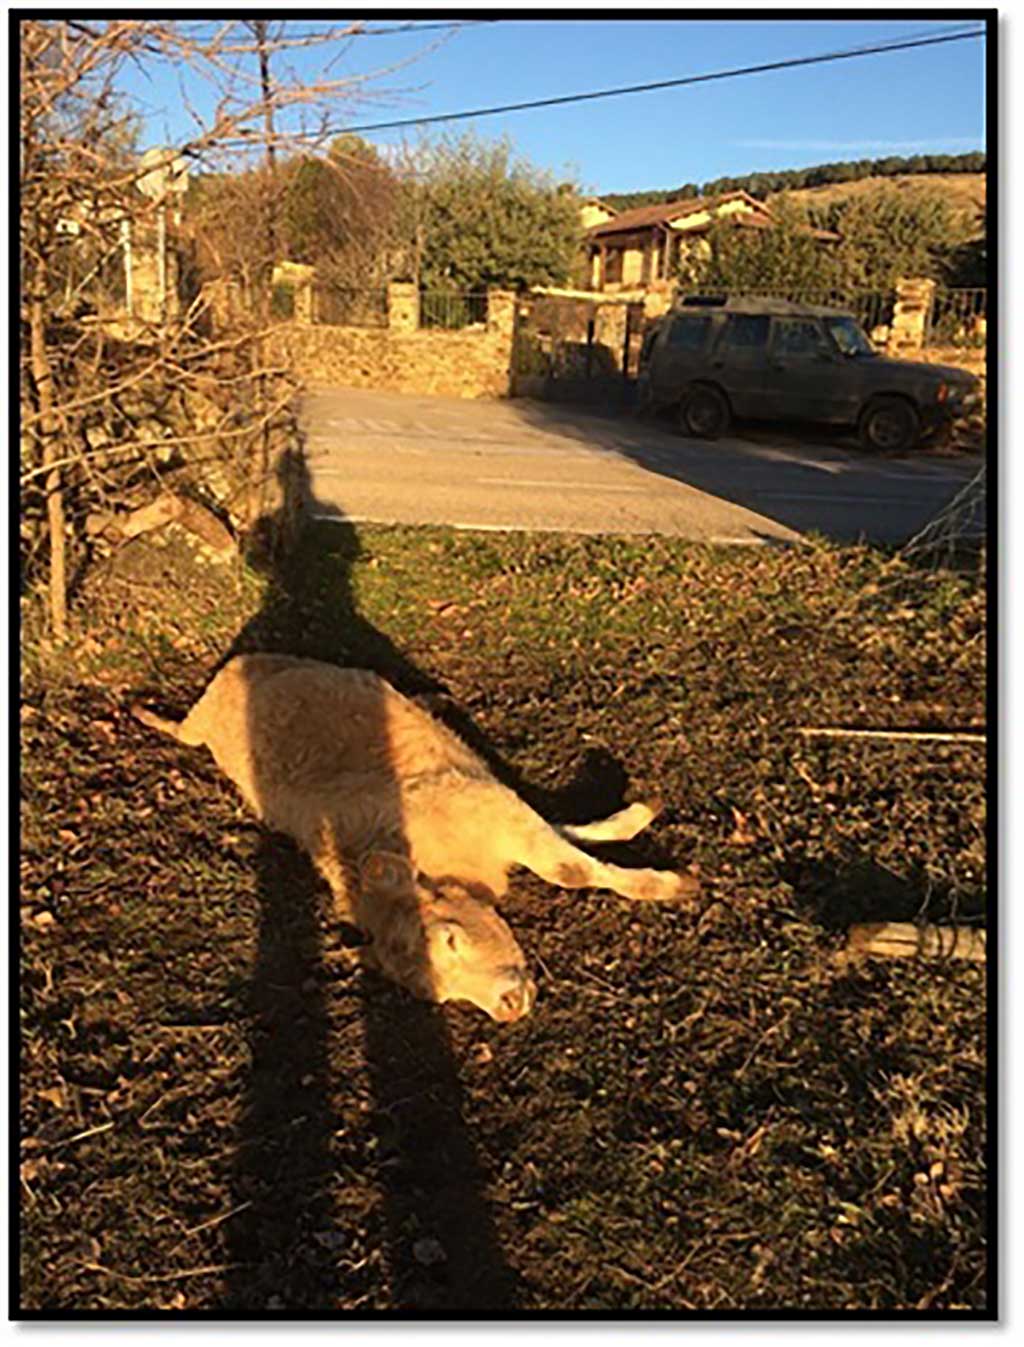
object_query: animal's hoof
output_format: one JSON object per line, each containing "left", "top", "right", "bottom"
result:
{"left": 633, "top": 870, "right": 700, "bottom": 903}
{"left": 674, "top": 872, "right": 701, "bottom": 901}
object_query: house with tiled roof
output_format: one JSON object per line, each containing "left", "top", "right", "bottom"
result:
{"left": 584, "top": 191, "right": 839, "bottom": 294}
{"left": 579, "top": 196, "right": 618, "bottom": 230}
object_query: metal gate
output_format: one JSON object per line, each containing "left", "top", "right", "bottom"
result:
{"left": 512, "top": 293, "right": 643, "bottom": 407}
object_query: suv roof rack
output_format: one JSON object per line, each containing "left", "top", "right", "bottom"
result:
{"left": 673, "top": 292, "right": 853, "bottom": 319}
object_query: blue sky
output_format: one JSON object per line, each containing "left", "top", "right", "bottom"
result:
{"left": 116, "top": 16, "right": 988, "bottom": 194}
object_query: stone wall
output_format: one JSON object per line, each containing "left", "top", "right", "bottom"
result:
{"left": 268, "top": 325, "right": 513, "bottom": 400}
{"left": 263, "top": 285, "right": 517, "bottom": 400}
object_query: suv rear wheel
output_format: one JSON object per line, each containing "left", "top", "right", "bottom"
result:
{"left": 859, "top": 396, "right": 920, "bottom": 453}
{"left": 679, "top": 385, "right": 730, "bottom": 440}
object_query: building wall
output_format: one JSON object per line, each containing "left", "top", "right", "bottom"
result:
{"left": 621, "top": 246, "right": 645, "bottom": 286}
{"left": 580, "top": 202, "right": 617, "bottom": 229}
{"left": 669, "top": 199, "right": 757, "bottom": 232}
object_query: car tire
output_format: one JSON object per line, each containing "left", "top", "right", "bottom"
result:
{"left": 679, "top": 385, "right": 731, "bottom": 440}
{"left": 859, "top": 397, "right": 921, "bottom": 453}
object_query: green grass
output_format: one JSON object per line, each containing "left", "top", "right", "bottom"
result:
{"left": 19, "top": 521, "right": 987, "bottom": 1312}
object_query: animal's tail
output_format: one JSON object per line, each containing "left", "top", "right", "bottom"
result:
{"left": 559, "top": 799, "right": 661, "bottom": 844}
{"left": 131, "top": 703, "right": 184, "bottom": 741}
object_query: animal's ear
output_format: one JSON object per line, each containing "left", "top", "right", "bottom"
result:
{"left": 359, "top": 850, "right": 416, "bottom": 896}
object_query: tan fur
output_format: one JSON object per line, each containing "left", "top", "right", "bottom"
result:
{"left": 133, "top": 654, "right": 694, "bottom": 1018}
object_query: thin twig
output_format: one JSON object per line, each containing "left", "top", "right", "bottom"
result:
{"left": 79, "top": 1259, "right": 249, "bottom": 1286}
{"left": 175, "top": 1200, "right": 253, "bottom": 1244}
{"left": 33, "top": 1120, "right": 115, "bottom": 1153}
{"left": 796, "top": 726, "right": 985, "bottom": 744}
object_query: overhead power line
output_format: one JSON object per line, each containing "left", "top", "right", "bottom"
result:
{"left": 256, "top": 19, "right": 498, "bottom": 39}
{"left": 330, "top": 27, "right": 986, "bottom": 137}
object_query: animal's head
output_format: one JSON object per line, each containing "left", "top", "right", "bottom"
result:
{"left": 360, "top": 853, "right": 536, "bottom": 1022}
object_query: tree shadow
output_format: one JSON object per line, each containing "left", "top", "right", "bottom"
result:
{"left": 216, "top": 446, "right": 523, "bottom": 1312}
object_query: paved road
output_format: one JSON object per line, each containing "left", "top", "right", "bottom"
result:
{"left": 301, "top": 386, "right": 981, "bottom": 545}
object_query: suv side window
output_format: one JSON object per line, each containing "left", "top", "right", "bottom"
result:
{"left": 718, "top": 314, "right": 770, "bottom": 351}
{"left": 773, "top": 318, "right": 830, "bottom": 357}
{"left": 666, "top": 315, "right": 711, "bottom": 351}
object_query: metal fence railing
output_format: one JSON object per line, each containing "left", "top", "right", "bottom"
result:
{"left": 744, "top": 287, "right": 894, "bottom": 334}
{"left": 419, "top": 290, "right": 488, "bottom": 331}
{"left": 315, "top": 286, "right": 388, "bottom": 328}
{"left": 925, "top": 288, "right": 987, "bottom": 348}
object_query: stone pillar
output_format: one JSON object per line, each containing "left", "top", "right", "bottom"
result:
{"left": 643, "top": 289, "right": 671, "bottom": 322}
{"left": 130, "top": 220, "right": 180, "bottom": 324}
{"left": 486, "top": 289, "right": 517, "bottom": 339}
{"left": 594, "top": 303, "right": 629, "bottom": 371}
{"left": 388, "top": 281, "right": 420, "bottom": 332}
{"left": 888, "top": 277, "right": 937, "bottom": 355}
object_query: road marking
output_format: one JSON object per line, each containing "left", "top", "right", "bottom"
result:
{"left": 475, "top": 477, "right": 646, "bottom": 492}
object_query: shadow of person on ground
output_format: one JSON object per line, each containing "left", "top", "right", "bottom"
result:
{"left": 217, "top": 447, "right": 521, "bottom": 1311}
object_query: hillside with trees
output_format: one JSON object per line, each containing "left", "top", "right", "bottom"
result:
{"left": 691, "top": 184, "right": 982, "bottom": 293}
{"left": 600, "top": 150, "right": 985, "bottom": 212}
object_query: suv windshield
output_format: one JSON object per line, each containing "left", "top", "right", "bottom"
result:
{"left": 826, "top": 316, "right": 876, "bottom": 357}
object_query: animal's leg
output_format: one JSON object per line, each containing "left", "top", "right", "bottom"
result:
{"left": 559, "top": 799, "right": 662, "bottom": 844}
{"left": 310, "top": 822, "right": 361, "bottom": 923}
{"left": 132, "top": 702, "right": 208, "bottom": 747}
{"left": 513, "top": 818, "right": 695, "bottom": 904}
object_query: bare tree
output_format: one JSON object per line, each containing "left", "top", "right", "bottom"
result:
{"left": 18, "top": 18, "right": 430, "bottom": 636}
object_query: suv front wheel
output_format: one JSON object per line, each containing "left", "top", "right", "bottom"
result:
{"left": 679, "top": 385, "right": 731, "bottom": 440}
{"left": 859, "top": 396, "right": 921, "bottom": 453}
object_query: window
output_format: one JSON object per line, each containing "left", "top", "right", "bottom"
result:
{"left": 666, "top": 315, "right": 711, "bottom": 351}
{"left": 773, "top": 318, "right": 830, "bottom": 357}
{"left": 719, "top": 314, "right": 770, "bottom": 350}
{"left": 826, "top": 316, "right": 876, "bottom": 357}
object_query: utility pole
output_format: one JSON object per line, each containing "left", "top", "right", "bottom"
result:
{"left": 246, "top": 20, "right": 278, "bottom": 536}
{"left": 249, "top": 20, "right": 278, "bottom": 273}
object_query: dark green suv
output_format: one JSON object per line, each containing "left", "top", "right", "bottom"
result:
{"left": 638, "top": 295, "right": 981, "bottom": 452}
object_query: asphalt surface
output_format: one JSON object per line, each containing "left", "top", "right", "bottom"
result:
{"left": 301, "top": 386, "right": 981, "bottom": 546}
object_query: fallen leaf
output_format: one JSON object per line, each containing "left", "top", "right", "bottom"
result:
{"left": 38, "top": 1085, "right": 67, "bottom": 1110}
{"left": 728, "top": 807, "right": 757, "bottom": 847}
